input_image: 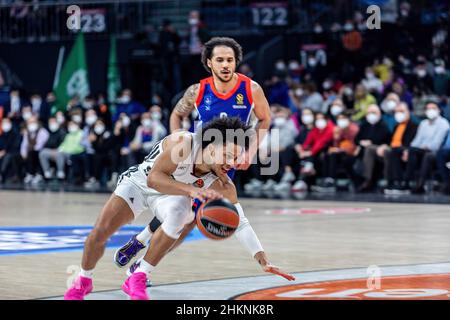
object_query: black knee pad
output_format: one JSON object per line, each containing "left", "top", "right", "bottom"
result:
{"left": 149, "top": 216, "right": 162, "bottom": 232}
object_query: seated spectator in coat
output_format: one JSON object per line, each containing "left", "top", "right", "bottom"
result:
{"left": 351, "top": 84, "right": 377, "bottom": 122}
{"left": 296, "top": 112, "right": 334, "bottom": 181}
{"left": 402, "top": 102, "right": 450, "bottom": 194}
{"left": 321, "top": 112, "right": 359, "bottom": 188}
{"left": 380, "top": 92, "right": 401, "bottom": 133}
{"left": 84, "top": 119, "right": 115, "bottom": 188}
{"left": 327, "top": 98, "right": 346, "bottom": 124}
{"left": 382, "top": 102, "right": 418, "bottom": 193}
{"left": 56, "top": 121, "right": 85, "bottom": 183}
{"left": 302, "top": 82, "right": 324, "bottom": 114}
{"left": 0, "top": 117, "right": 22, "bottom": 183}
{"left": 21, "top": 116, "right": 49, "bottom": 185}
{"left": 81, "top": 109, "right": 98, "bottom": 183}
{"left": 39, "top": 117, "right": 67, "bottom": 180}
{"left": 130, "top": 112, "right": 167, "bottom": 163}
{"left": 30, "top": 93, "right": 51, "bottom": 125}
{"left": 436, "top": 130, "right": 450, "bottom": 195}
{"left": 112, "top": 89, "right": 146, "bottom": 124}
{"left": 354, "top": 104, "right": 391, "bottom": 192}
{"left": 6, "top": 89, "right": 25, "bottom": 128}
{"left": 362, "top": 67, "right": 383, "bottom": 96}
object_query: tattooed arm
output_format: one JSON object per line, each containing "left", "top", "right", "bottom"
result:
{"left": 169, "top": 83, "right": 200, "bottom": 132}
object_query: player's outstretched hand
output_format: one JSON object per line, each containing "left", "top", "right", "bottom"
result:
{"left": 262, "top": 264, "right": 296, "bottom": 281}
{"left": 189, "top": 188, "right": 223, "bottom": 202}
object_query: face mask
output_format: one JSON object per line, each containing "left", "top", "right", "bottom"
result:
{"left": 394, "top": 112, "right": 407, "bottom": 123}
{"left": 94, "top": 125, "right": 105, "bottom": 135}
{"left": 308, "top": 58, "right": 317, "bottom": 67}
{"left": 344, "top": 87, "right": 353, "bottom": 97}
{"left": 435, "top": 66, "right": 445, "bottom": 74}
{"left": 31, "top": 98, "right": 42, "bottom": 107}
{"left": 288, "top": 61, "right": 300, "bottom": 70}
{"left": 151, "top": 112, "right": 162, "bottom": 120}
{"left": 315, "top": 119, "right": 327, "bottom": 129}
{"left": 49, "top": 123, "right": 59, "bottom": 132}
{"left": 384, "top": 100, "right": 397, "bottom": 112}
{"left": 314, "top": 26, "right": 323, "bottom": 33}
{"left": 2, "top": 122, "right": 12, "bottom": 132}
{"left": 295, "top": 88, "right": 303, "bottom": 97}
{"left": 72, "top": 115, "right": 82, "bottom": 124}
{"left": 426, "top": 108, "right": 439, "bottom": 120}
{"left": 344, "top": 23, "right": 354, "bottom": 31}
{"left": 366, "top": 113, "right": 380, "bottom": 124}
{"left": 56, "top": 115, "right": 65, "bottom": 124}
{"left": 302, "top": 114, "right": 314, "bottom": 125}
{"left": 330, "top": 105, "right": 343, "bottom": 116}
{"left": 322, "top": 81, "right": 332, "bottom": 90}
{"left": 275, "top": 62, "right": 286, "bottom": 71}
{"left": 121, "top": 116, "right": 131, "bottom": 127}
{"left": 120, "top": 95, "right": 131, "bottom": 104}
{"left": 366, "top": 72, "right": 375, "bottom": 79}
{"left": 189, "top": 18, "right": 199, "bottom": 25}
{"left": 142, "top": 119, "right": 152, "bottom": 128}
{"left": 85, "top": 115, "right": 98, "bottom": 126}
{"left": 22, "top": 112, "right": 32, "bottom": 120}
{"left": 82, "top": 101, "right": 94, "bottom": 109}
{"left": 273, "top": 117, "right": 287, "bottom": 127}
{"left": 68, "top": 125, "right": 78, "bottom": 133}
{"left": 337, "top": 118, "right": 350, "bottom": 129}
{"left": 28, "top": 123, "right": 38, "bottom": 132}
{"left": 417, "top": 69, "right": 426, "bottom": 78}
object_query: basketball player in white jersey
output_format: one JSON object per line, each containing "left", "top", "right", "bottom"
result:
{"left": 64, "top": 117, "right": 294, "bottom": 300}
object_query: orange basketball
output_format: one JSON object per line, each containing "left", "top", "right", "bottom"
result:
{"left": 196, "top": 198, "right": 240, "bottom": 240}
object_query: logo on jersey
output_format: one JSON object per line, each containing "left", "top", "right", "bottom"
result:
{"left": 204, "top": 95, "right": 213, "bottom": 106}
{"left": 236, "top": 93, "right": 244, "bottom": 105}
{"left": 194, "top": 179, "right": 204, "bottom": 188}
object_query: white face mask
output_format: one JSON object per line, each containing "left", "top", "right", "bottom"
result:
{"left": 330, "top": 105, "right": 343, "bottom": 116}
{"left": 151, "top": 112, "right": 162, "bottom": 120}
{"left": 366, "top": 113, "right": 380, "bottom": 124}
{"left": 189, "top": 18, "right": 199, "bottom": 25}
{"left": 119, "top": 95, "right": 131, "bottom": 104}
{"left": 94, "top": 125, "right": 105, "bottom": 135}
{"left": 383, "top": 99, "right": 397, "bottom": 113}
{"left": 315, "top": 119, "right": 327, "bottom": 129}
{"left": 337, "top": 118, "right": 350, "bottom": 129}
{"left": 435, "top": 66, "right": 445, "bottom": 74}
{"left": 275, "top": 62, "right": 286, "bottom": 71}
{"left": 417, "top": 69, "right": 427, "bottom": 78}
{"left": 82, "top": 101, "right": 94, "bottom": 109}
{"left": 142, "top": 119, "right": 152, "bottom": 128}
{"left": 121, "top": 116, "right": 131, "bottom": 127}
{"left": 28, "top": 123, "right": 39, "bottom": 132}
{"left": 344, "top": 87, "right": 353, "bottom": 97}
{"left": 31, "top": 98, "right": 42, "bottom": 107}
{"left": 314, "top": 26, "right": 323, "bottom": 33}
{"left": 56, "top": 115, "right": 65, "bottom": 124}
{"left": 295, "top": 88, "right": 303, "bottom": 97}
{"left": 288, "top": 61, "right": 300, "bottom": 70}
{"left": 308, "top": 58, "right": 317, "bottom": 67}
{"left": 273, "top": 117, "right": 287, "bottom": 127}
{"left": 72, "top": 115, "right": 82, "bottom": 124}
{"left": 344, "top": 23, "right": 354, "bottom": 31}
{"left": 22, "top": 112, "right": 32, "bottom": 121}
{"left": 68, "top": 125, "right": 78, "bottom": 133}
{"left": 366, "top": 72, "right": 375, "bottom": 79}
{"left": 85, "top": 115, "right": 98, "bottom": 126}
{"left": 426, "top": 108, "right": 439, "bottom": 120}
{"left": 49, "top": 122, "right": 59, "bottom": 132}
{"left": 302, "top": 114, "right": 314, "bottom": 125}
{"left": 2, "top": 122, "right": 12, "bottom": 132}
{"left": 394, "top": 112, "right": 407, "bottom": 123}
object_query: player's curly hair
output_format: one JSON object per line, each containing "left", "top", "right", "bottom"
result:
{"left": 200, "top": 116, "right": 253, "bottom": 150}
{"left": 201, "top": 37, "right": 243, "bottom": 73}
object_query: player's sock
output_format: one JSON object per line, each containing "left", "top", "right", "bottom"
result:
{"left": 135, "top": 259, "right": 155, "bottom": 275}
{"left": 136, "top": 225, "right": 152, "bottom": 244}
{"left": 79, "top": 267, "right": 94, "bottom": 279}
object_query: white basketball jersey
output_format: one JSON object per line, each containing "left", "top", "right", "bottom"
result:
{"left": 118, "top": 132, "right": 219, "bottom": 193}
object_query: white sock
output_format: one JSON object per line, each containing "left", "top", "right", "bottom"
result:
{"left": 136, "top": 225, "right": 152, "bottom": 244}
{"left": 135, "top": 259, "right": 155, "bottom": 275}
{"left": 79, "top": 267, "right": 94, "bottom": 279}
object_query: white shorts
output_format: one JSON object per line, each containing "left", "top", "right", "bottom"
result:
{"left": 114, "top": 177, "right": 194, "bottom": 239}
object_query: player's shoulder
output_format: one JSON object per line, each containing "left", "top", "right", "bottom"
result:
{"left": 249, "top": 79, "right": 262, "bottom": 93}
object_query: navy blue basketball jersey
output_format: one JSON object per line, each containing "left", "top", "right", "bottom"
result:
{"left": 194, "top": 73, "right": 254, "bottom": 127}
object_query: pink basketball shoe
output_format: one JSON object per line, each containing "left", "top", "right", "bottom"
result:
{"left": 64, "top": 276, "right": 93, "bottom": 300}
{"left": 122, "top": 272, "right": 149, "bottom": 300}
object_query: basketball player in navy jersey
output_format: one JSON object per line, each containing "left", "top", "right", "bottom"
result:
{"left": 114, "top": 37, "right": 286, "bottom": 283}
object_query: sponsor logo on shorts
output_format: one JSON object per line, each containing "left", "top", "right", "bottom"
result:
{"left": 234, "top": 274, "right": 450, "bottom": 300}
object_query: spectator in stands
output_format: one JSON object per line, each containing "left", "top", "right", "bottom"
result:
{"left": 362, "top": 66, "right": 383, "bottom": 96}
{"left": 327, "top": 98, "right": 346, "bottom": 123}
{"left": 0, "top": 117, "right": 22, "bottom": 183}
{"left": 436, "top": 130, "right": 450, "bottom": 195}
{"left": 113, "top": 89, "right": 146, "bottom": 124}
{"left": 130, "top": 112, "right": 167, "bottom": 163}
{"left": 380, "top": 92, "right": 401, "bottom": 132}
{"left": 81, "top": 109, "right": 98, "bottom": 184}
{"left": 320, "top": 112, "right": 359, "bottom": 189}
{"left": 402, "top": 102, "right": 450, "bottom": 194}
{"left": 30, "top": 93, "right": 50, "bottom": 124}
{"left": 55, "top": 111, "right": 66, "bottom": 129}
{"left": 21, "top": 116, "right": 49, "bottom": 185}
{"left": 56, "top": 121, "right": 84, "bottom": 184}
{"left": 432, "top": 59, "right": 449, "bottom": 97}
{"left": 7, "top": 89, "right": 25, "bottom": 127}
{"left": 302, "top": 82, "right": 324, "bottom": 113}
{"left": 39, "top": 117, "right": 67, "bottom": 180}
{"left": 355, "top": 104, "right": 391, "bottom": 192}
{"left": 267, "top": 72, "right": 291, "bottom": 108}
{"left": 352, "top": 84, "right": 377, "bottom": 122}
{"left": 413, "top": 56, "right": 433, "bottom": 93}
{"left": 381, "top": 102, "right": 418, "bottom": 193}
{"left": 85, "top": 119, "right": 115, "bottom": 188}
{"left": 187, "top": 10, "right": 209, "bottom": 82}
{"left": 391, "top": 80, "right": 414, "bottom": 110}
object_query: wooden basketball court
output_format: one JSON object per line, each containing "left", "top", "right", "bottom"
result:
{"left": 1, "top": 190, "right": 450, "bottom": 300}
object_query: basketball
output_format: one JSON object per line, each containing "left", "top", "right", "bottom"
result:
{"left": 196, "top": 198, "right": 240, "bottom": 240}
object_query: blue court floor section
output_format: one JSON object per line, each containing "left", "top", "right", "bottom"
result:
{"left": 0, "top": 225, "right": 205, "bottom": 256}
